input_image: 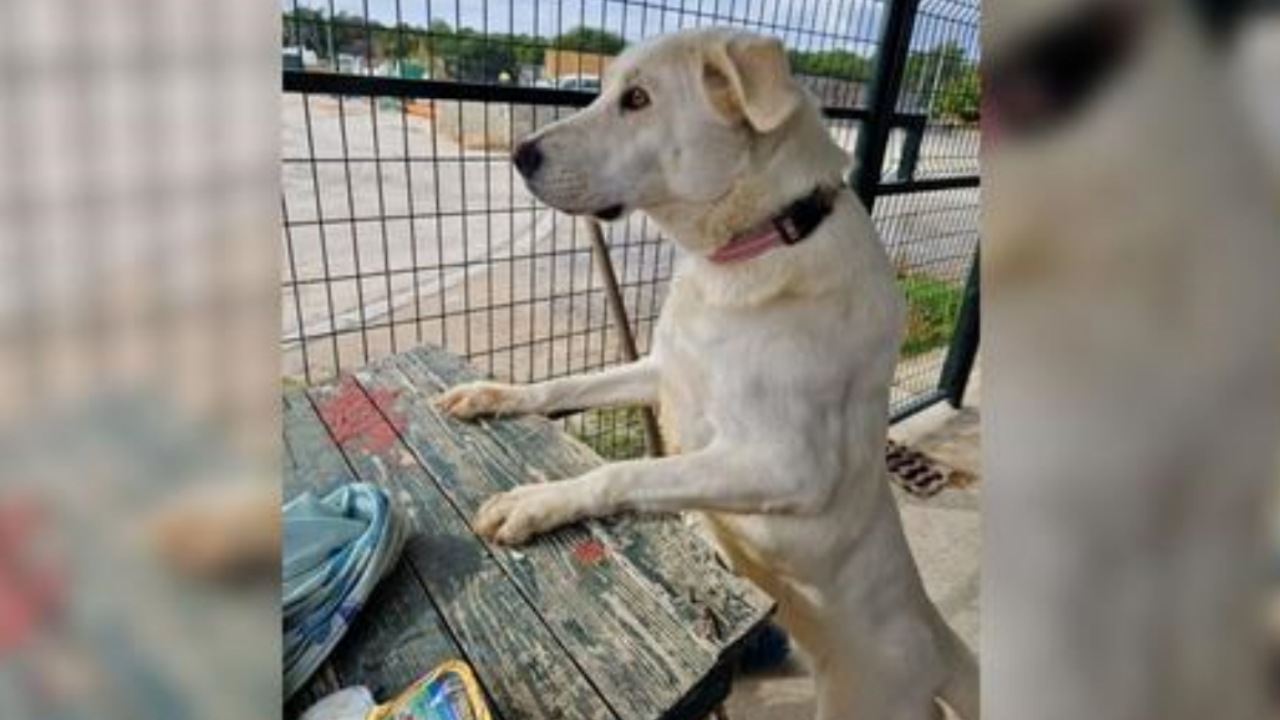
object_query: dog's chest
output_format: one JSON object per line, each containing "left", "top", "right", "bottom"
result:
{"left": 653, "top": 291, "right": 765, "bottom": 456}
{"left": 651, "top": 280, "right": 749, "bottom": 451}
{"left": 653, "top": 273, "right": 836, "bottom": 452}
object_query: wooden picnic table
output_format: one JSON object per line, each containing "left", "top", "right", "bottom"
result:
{"left": 284, "top": 346, "right": 774, "bottom": 720}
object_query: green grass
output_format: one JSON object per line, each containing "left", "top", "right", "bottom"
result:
{"left": 569, "top": 407, "right": 650, "bottom": 461}
{"left": 899, "top": 273, "right": 965, "bottom": 357}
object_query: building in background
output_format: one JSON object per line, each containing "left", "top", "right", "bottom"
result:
{"left": 543, "top": 48, "right": 613, "bottom": 82}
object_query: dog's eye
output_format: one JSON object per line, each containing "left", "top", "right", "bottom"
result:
{"left": 620, "top": 87, "right": 651, "bottom": 112}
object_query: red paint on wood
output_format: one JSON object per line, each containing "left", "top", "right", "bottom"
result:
{"left": 316, "top": 376, "right": 405, "bottom": 453}
{"left": 366, "top": 386, "right": 407, "bottom": 435}
{"left": 573, "top": 539, "right": 608, "bottom": 565}
{"left": 0, "top": 499, "right": 65, "bottom": 652}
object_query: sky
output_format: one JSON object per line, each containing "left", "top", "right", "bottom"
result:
{"left": 282, "top": 0, "right": 978, "bottom": 58}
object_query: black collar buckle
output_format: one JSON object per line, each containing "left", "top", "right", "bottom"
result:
{"left": 770, "top": 184, "right": 841, "bottom": 247}
{"left": 774, "top": 216, "right": 802, "bottom": 245}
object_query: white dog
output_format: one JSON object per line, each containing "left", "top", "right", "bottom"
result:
{"left": 435, "top": 28, "right": 978, "bottom": 720}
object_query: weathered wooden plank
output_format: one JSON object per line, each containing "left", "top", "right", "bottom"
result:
{"left": 399, "top": 346, "right": 774, "bottom": 651}
{"left": 659, "top": 664, "right": 736, "bottom": 720}
{"left": 284, "top": 388, "right": 465, "bottom": 718}
{"left": 309, "top": 376, "right": 618, "bottom": 720}
{"left": 283, "top": 410, "right": 299, "bottom": 478}
{"left": 323, "top": 559, "right": 463, "bottom": 702}
{"left": 357, "top": 357, "right": 741, "bottom": 720}
{"left": 282, "top": 390, "right": 363, "bottom": 715}
{"left": 282, "top": 390, "right": 357, "bottom": 500}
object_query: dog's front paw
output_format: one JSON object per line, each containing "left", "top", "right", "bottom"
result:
{"left": 473, "top": 483, "right": 589, "bottom": 545}
{"left": 434, "top": 381, "right": 528, "bottom": 420}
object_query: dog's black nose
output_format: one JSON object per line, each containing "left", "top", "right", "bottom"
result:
{"left": 512, "top": 140, "right": 543, "bottom": 178}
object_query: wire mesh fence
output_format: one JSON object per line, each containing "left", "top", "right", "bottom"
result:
{"left": 280, "top": 0, "right": 980, "bottom": 458}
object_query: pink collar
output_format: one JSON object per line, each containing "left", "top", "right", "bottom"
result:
{"left": 706, "top": 184, "right": 842, "bottom": 265}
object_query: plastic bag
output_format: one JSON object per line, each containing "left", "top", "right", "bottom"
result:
{"left": 300, "top": 687, "right": 376, "bottom": 720}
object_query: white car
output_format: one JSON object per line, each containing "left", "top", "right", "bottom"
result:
{"left": 556, "top": 75, "right": 600, "bottom": 93}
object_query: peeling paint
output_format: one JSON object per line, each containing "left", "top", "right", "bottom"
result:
{"left": 572, "top": 539, "right": 609, "bottom": 565}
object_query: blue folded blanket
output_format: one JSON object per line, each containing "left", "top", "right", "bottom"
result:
{"left": 284, "top": 483, "right": 406, "bottom": 698}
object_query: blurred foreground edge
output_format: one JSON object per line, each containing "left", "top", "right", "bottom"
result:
{"left": 984, "top": 2, "right": 1280, "bottom": 720}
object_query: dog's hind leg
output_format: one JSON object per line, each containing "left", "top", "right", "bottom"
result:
{"left": 933, "top": 620, "right": 979, "bottom": 720}
{"left": 812, "top": 664, "right": 857, "bottom": 720}
{"left": 814, "top": 668, "right": 946, "bottom": 720}
{"left": 935, "top": 646, "right": 979, "bottom": 720}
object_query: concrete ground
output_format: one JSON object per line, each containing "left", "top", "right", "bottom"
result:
{"left": 725, "top": 373, "right": 981, "bottom": 720}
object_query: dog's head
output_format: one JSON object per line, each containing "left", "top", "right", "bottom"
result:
{"left": 512, "top": 28, "right": 809, "bottom": 222}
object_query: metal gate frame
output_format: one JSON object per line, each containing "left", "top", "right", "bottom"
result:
{"left": 849, "top": 0, "right": 980, "bottom": 420}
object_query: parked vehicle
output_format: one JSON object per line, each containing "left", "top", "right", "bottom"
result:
{"left": 282, "top": 45, "right": 317, "bottom": 71}
{"left": 556, "top": 74, "right": 600, "bottom": 93}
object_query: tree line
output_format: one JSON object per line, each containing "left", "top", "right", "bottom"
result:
{"left": 282, "top": 11, "right": 978, "bottom": 122}
{"left": 282, "top": 10, "right": 626, "bottom": 81}
{"left": 902, "top": 41, "right": 980, "bottom": 123}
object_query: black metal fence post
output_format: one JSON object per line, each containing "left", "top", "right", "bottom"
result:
{"left": 895, "top": 117, "right": 927, "bottom": 182}
{"left": 852, "top": 0, "right": 922, "bottom": 210}
{"left": 939, "top": 251, "right": 980, "bottom": 407}
{"left": 854, "top": 0, "right": 981, "bottom": 419}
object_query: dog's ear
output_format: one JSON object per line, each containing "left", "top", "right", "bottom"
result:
{"left": 703, "top": 33, "right": 802, "bottom": 133}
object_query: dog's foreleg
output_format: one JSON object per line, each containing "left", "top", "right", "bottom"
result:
{"left": 435, "top": 358, "right": 659, "bottom": 420}
{"left": 473, "top": 442, "right": 829, "bottom": 544}
{"left": 583, "top": 443, "right": 830, "bottom": 515}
